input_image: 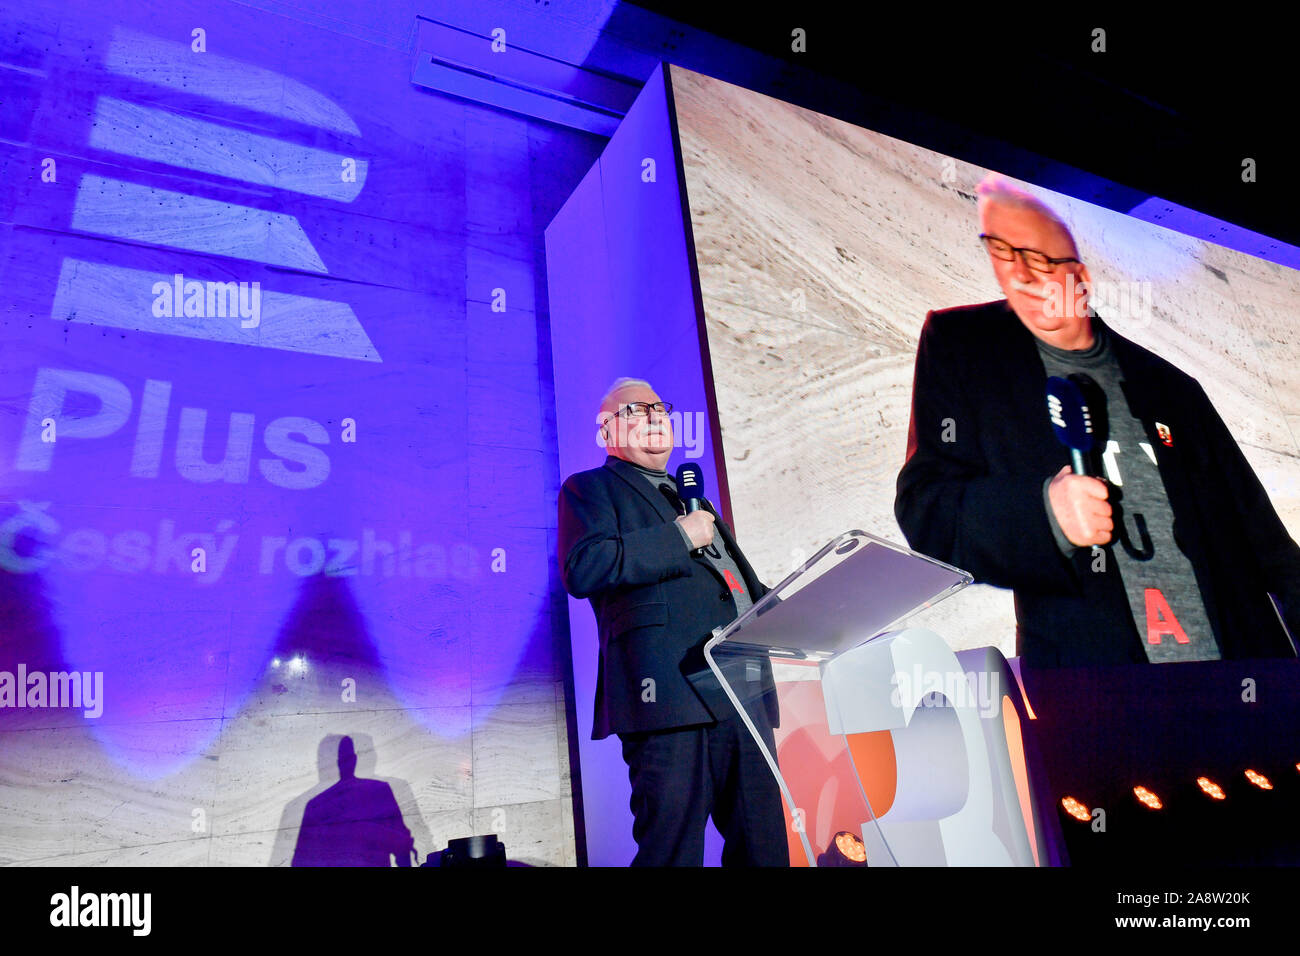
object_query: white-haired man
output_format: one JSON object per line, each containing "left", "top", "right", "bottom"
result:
{"left": 557, "top": 378, "right": 787, "bottom": 866}
{"left": 895, "top": 175, "right": 1300, "bottom": 668}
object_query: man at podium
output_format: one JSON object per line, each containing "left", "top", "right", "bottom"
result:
{"left": 895, "top": 174, "right": 1300, "bottom": 669}
{"left": 557, "top": 377, "right": 787, "bottom": 866}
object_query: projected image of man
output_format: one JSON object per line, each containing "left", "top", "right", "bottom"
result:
{"left": 895, "top": 175, "right": 1300, "bottom": 668}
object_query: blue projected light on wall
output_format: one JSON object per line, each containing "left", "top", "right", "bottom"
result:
{"left": 51, "top": 259, "right": 381, "bottom": 361}
{"left": 104, "top": 27, "right": 363, "bottom": 135}
{"left": 0, "top": 10, "right": 528, "bottom": 783}
{"left": 71, "top": 175, "right": 330, "bottom": 271}
{"left": 90, "top": 97, "right": 368, "bottom": 201}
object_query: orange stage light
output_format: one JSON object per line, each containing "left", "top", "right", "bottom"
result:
{"left": 1133, "top": 785, "right": 1163, "bottom": 809}
{"left": 1196, "top": 776, "right": 1225, "bottom": 800}
{"left": 1060, "top": 796, "right": 1090, "bottom": 822}
{"left": 1244, "top": 769, "right": 1273, "bottom": 790}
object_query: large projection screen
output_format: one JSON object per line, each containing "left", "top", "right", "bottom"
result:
{"left": 669, "top": 65, "right": 1300, "bottom": 660}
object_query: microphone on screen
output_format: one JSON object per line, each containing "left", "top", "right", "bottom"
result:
{"left": 675, "top": 463, "right": 705, "bottom": 513}
{"left": 1046, "top": 375, "right": 1095, "bottom": 476}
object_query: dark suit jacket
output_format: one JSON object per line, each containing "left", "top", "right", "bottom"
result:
{"left": 895, "top": 300, "right": 1300, "bottom": 669}
{"left": 558, "top": 456, "right": 774, "bottom": 739}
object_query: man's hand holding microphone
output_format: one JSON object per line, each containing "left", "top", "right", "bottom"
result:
{"left": 673, "top": 462, "right": 716, "bottom": 551}
{"left": 1048, "top": 464, "right": 1112, "bottom": 547}
{"left": 675, "top": 510, "right": 716, "bottom": 550}
{"left": 1046, "top": 374, "right": 1113, "bottom": 549}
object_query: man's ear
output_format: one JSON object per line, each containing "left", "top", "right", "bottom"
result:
{"left": 1074, "top": 262, "right": 1094, "bottom": 319}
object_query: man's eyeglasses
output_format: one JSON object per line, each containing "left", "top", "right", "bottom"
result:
{"left": 980, "top": 234, "right": 1080, "bottom": 274}
{"left": 603, "top": 402, "right": 672, "bottom": 427}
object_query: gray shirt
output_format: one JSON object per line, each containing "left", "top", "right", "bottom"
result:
{"left": 627, "top": 461, "right": 754, "bottom": 618}
{"left": 1035, "top": 322, "right": 1220, "bottom": 661}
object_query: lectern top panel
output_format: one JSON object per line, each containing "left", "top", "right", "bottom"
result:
{"left": 710, "top": 531, "right": 971, "bottom": 658}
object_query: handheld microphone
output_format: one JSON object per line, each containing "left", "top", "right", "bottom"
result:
{"left": 675, "top": 463, "right": 704, "bottom": 513}
{"left": 1046, "top": 375, "right": 1094, "bottom": 475}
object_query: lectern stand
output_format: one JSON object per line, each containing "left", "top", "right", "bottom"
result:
{"left": 703, "top": 531, "right": 1053, "bottom": 866}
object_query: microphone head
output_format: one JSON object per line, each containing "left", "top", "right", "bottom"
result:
{"left": 1046, "top": 375, "right": 1094, "bottom": 452}
{"left": 675, "top": 462, "right": 705, "bottom": 501}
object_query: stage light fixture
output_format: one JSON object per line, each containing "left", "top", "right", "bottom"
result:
{"left": 1244, "top": 769, "right": 1273, "bottom": 790}
{"left": 1060, "top": 796, "right": 1090, "bottom": 821}
{"left": 816, "top": 830, "right": 869, "bottom": 867}
{"left": 1133, "top": 785, "right": 1163, "bottom": 809}
{"left": 434, "top": 834, "right": 507, "bottom": 868}
{"left": 1196, "top": 777, "right": 1226, "bottom": 800}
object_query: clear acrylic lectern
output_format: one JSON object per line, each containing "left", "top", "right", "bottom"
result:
{"left": 702, "top": 530, "right": 1047, "bottom": 867}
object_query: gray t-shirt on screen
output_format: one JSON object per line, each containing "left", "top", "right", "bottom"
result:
{"left": 1035, "top": 323, "right": 1221, "bottom": 662}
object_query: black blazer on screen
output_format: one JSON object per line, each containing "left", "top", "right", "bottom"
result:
{"left": 895, "top": 300, "right": 1300, "bottom": 668}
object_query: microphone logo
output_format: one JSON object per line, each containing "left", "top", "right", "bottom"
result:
{"left": 1048, "top": 393, "right": 1065, "bottom": 430}
{"left": 1046, "top": 376, "right": 1094, "bottom": 451}
{"left": 675, "top": 464, "right": 705, "bottom": 514}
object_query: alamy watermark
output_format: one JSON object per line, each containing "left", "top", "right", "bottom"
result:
{"left": 50, "top": 886, "right": 150, "bottom": 935}
{"left": 0, "top": 664, "right": 103, "bottom": 718}
{"left": 1039, "top": 273, "right": 1154, "bottom": 328}
{"left": 889, "top": 664, "right": 1001, "bottom": 719}
{"left": 596, "top": 409, "right": 706, "bottom": 459}
{"left": 152, "top": 273, "right": 260, "bottom": 328}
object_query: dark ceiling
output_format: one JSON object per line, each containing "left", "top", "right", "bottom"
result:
{"left": 627, "top": 6, "right": 1296, "bottom": 248}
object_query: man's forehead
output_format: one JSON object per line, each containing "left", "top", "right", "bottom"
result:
{"left": 602, "top": 385, "right": 659, "bottom": 412}
{"left": 982, "top": 203, "right": 1078, "bottom": 256}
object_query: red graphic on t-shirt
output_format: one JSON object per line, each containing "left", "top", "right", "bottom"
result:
{"left": 1144, "top": 587, "right": 1190, "bottom": 644}
{"left": 723, "top": 569, "right": 746, "bottom": 595}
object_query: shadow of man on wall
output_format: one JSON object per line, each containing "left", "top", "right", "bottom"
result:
{"left": 280, "top": 734, "right": 418, "bottom": 866}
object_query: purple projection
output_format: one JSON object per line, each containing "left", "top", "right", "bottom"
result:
{"left": 0, "top": 0, "right": 540, "bottom": 803}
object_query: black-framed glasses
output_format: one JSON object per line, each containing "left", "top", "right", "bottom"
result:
{"left": 603, "top": 401, "right": 672, "bottom": 426}
{"left": 980, "top": 234, "right": 1080, "bottom": 274}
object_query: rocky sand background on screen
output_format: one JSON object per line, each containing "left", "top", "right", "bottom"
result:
{"left": 672, "top": 66, "right": 1300, "bottom": 659}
